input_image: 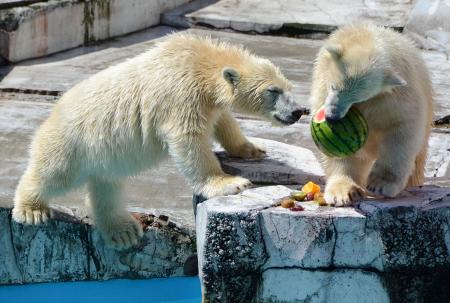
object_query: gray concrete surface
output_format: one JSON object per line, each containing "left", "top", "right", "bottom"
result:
{"left": 186, "top": 0, "right": 413, "bottom": 33}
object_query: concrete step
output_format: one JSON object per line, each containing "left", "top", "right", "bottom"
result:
{"left": 0, "top": 0, "right": 190, "bottom": 62}
{"left": 181, "top": 0, "right": 413, "bottom": 34}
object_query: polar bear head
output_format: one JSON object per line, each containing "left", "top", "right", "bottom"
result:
{"left": 221, "top": 58, "right": 307, "bottom": 126}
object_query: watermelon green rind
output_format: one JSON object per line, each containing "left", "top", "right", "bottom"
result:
{"left": 328, "top": 120, "right": 358, "bottom": 153}
{"left": 354, "top": 109, "right": 368, "bottom": 145}
{"left": 348, "top": 108, "right": 368, "bottom": 139}
{"left": 311, "top": 123, "right": 334, "bottom": 157}
{"left": 318, "top": 122, "right": 354, "bottom": 155}
{"left": 341, "top": 113, "right": 361, "bottom": 148}
{"left": 311, "top": 122, "right": 348, "bottom": 157}
{"left": 310, "top": 106, "right": 369, "bottom": 158}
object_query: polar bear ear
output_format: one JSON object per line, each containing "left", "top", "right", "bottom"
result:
{"left": 222, "top": 67, "right": 240, "bottom": 87}
{"left": 383, "top": 72, "right": 407, "bottom": 87}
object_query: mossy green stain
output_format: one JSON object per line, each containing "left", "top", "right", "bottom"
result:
{"left": 82, "top": 0, "right": 111, "bottom": 45}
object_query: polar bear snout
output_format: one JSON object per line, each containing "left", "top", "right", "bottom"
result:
{"left": 292, "top": 108, "right": 308, "bottom": 120}
{"left": 271, "top": 92, "right": 307, "bottom": 125}
{"left": 273, "top": 107, "right": 307, "bottom": 125}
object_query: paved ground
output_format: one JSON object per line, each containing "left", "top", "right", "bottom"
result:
{"left": 0, "top": 22, "right": 449, "bottom": 225}
{"left": 186, "top": 0, "right": 413, "bottom": 33}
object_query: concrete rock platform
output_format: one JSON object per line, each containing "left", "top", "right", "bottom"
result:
{"left": 197, "top": 185, "right": 450, "bottom": 302}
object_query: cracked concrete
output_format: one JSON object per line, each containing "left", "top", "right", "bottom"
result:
{"left": 197, "top": 185, "right": 450, "bottom": 302}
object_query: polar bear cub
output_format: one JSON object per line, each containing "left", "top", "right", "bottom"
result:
{"left": 13, "top": 33, "right": 306, "bottom": 249}
{"left": 309, "top": 23, "right": 433, "bottom": 206}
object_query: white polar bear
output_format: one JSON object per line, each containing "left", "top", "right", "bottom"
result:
{"left": 309, "top": 23, "right": 433, "bottom": 206}
{"left": 13, "top": 33, "right": 306, "bottom": 249}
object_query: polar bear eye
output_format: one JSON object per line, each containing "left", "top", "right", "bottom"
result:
{"left": 267, "top": 86, "right": 282, "bottom": 95}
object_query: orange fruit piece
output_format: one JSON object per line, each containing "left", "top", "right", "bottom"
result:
{"left": 301, "top": 181, "right": 321, "bottom": 194}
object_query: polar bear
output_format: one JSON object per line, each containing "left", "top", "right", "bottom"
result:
{"left": 13, "top": 33, "right": 306, "bottom": 249}
{"left": 309, "top": 23, "right": 433, "bottom": 206}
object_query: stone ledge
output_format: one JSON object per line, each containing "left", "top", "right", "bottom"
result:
{"left": 197, "top": 185, "right": 450, "bottom": 302}
{"left": 0, "top": 206, "right": 196, "bottom": 285}
{"left": 217, "top": 137, "right": 324, "bottom": 186}
{"left": 193, "top": 137, "right": 325, "bottom": 210}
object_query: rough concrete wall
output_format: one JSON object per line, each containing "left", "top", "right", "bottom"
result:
{"left": 0, "top": 0, "right": 191, "bottom": 62}
{"left": 0, "top": 206, "right": 197, "bottom": 285}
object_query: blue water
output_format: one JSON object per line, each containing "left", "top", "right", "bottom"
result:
{"left": 0, "top": 277, "right": 201, "bottom": 303}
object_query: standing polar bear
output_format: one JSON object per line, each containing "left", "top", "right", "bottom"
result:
{"left": 13, "top": 33, "right": 305, "bottom": 249}
{"left": 310, "top": 23, "right": 433, "bottom": 206}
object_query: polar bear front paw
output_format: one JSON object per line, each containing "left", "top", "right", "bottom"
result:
{"left": 200, "top": 175, "right": 252, "bottom": 198}
{"left": 229, "top": 141, "right": 266, "bottom": 160}
{"left": 366, "top": 164, "right": 405, "bottom": 198}
{"left": 324, "top": 177, "right": 366, "bottom": 207}
{"left": 366, "top": 175, "right": 403, "bottom": 198}
{"left": 12, "top": 205, "right": 51, "bottom": 225}
{"left": 96, "top": 213, "right": 143, "bottom": 250}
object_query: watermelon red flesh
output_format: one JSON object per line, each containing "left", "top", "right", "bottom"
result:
{"left": 314, "top": 107, "right": 326, "bottom": 123}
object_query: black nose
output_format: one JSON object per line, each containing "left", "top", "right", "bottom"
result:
{"left": 292, "top": 108, "right": 308, "bottom": 120}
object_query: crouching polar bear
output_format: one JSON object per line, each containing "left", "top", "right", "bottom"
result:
{"left": 13, "top": 34, "right": 305, "bottom": 249}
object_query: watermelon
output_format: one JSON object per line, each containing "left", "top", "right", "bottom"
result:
{"left": 310, "top": 105, "right": 368, "bottom": 158}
